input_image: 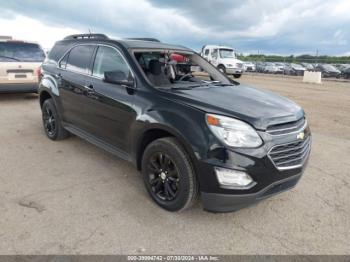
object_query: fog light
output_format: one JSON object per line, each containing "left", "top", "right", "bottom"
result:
{"left": 215, "top": 167, "right": 256, "bottom": 189}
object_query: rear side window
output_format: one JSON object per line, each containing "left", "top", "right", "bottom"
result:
{"left": 66, "top": 45, "right": 95, "bottom": 74}
{"left": 204, "top": 49, "right": 209, "bottom": 55}
{"left": 92, "top": 46, "right": 130, "bottom": 79}
{"left": 0, "top": 42, "right": 45, "bottom": 62}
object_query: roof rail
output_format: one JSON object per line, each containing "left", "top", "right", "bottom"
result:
{"left": 63, "top": 34, "right": 109, "bottom": 40}
{"left": 125, "top": 38, "right": 160, "bottom": 42}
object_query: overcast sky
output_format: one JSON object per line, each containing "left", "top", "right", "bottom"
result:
{"left": 1, "top": 0, "right": 349, "bottom": 55}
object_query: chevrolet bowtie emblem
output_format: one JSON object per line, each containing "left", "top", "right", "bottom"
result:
{"left": 297, "top": 132, "right": 305, "bottom": 140}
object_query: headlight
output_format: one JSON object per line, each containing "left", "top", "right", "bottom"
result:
{"left": 206, "top": 114, "right": 262, "bottom": 148}
{"left": 226, "top": 64, "right": 233, "bottom": 67}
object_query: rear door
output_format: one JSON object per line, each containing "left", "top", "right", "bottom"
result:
{"left": 82, "top": 45, "right": 136, "bottom": 152}
{"left": 57, "top": 44, "right": 96, "bottom": 130}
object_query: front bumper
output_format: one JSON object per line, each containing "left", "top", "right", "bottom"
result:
{"left": 201, "top": 173, "right": 302, "bottom": 212}
{"left": 0, "top": 83, "right": 38, "bottom": 93}
{"left": 195, "top": 126, "right": 311, "bottom": 213}
{"left": 226, "top": 68, "right": 243, "bottom": 75}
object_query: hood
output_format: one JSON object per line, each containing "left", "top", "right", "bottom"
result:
{"left": 166, "top": 84, "right": 304, "bottom": 130}
{"left": 221, "top": 58, "right": 243, "bottom": 64}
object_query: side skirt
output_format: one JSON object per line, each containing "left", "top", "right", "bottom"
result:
{"left": 62, "top": 122, "right": 131, "bottom": 162}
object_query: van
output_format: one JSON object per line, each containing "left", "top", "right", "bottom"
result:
{"left": 0, "top": 39, "right": 45, "bottom": 93}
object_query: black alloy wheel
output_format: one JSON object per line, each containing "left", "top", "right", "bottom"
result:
{"left": 42, "top": 104, "right": 56, "bottom": 137}
{"left": 147, "top": 152, "right": 179, "bottom": 201}
{"left": 141, "top": 137, "right": 198, "bottom": 212}
{"left": 41, "top": 99, "right": 69, "bottom": 140}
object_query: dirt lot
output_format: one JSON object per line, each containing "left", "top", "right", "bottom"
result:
{"left": 0, "top": 75, "right": 349, "bottom": 255}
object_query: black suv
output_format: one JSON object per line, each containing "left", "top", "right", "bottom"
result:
{"left": 39, "top": 34, "right": 311, "bottom": 212}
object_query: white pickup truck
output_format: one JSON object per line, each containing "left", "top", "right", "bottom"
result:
{"left": 200, "top": 45, "right": 244, "bottom": 78}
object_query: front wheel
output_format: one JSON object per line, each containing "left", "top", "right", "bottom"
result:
{"left": 141, "top": 137, "right": 198, "bottom": 212}
{"left": 233, "top": 74, "right": 242, "bottom": 78}
{"left": 218, "top": 65, "right": 226, "bottom": 74}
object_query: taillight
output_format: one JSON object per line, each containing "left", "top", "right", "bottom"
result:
{"left": 36, "top": 67, "right": 42, "bottom": 77}
{"left": 36, "top": 67, "right": 42, "bottom": 82}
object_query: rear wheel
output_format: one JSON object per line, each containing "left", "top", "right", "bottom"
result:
{"left": 141, "top": 137, "right": 198, "bottom": 212}
{"left": 42, "top": 99, "right": 69, "bottom": 140}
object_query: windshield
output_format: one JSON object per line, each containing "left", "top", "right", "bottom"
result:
{"left": 134, "top": 50, "right": 232, "bottom": 88}
{"left": 0, "top": 42, "right": 45, "bottom": 62}
{"left": 219, "top": 49, "right": 236, "bottom": 59}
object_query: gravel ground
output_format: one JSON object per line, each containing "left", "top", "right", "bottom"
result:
{"left": 0, "top": 75, "right": 349, "bottom": 255}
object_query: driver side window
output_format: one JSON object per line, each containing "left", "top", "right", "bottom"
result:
{"left": 212, "top": 49, "right": 218, "bottom": 59}
{"left": 92, "top": 46, "right": 130, "bottom": 79}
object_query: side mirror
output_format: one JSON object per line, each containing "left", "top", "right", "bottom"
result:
{"left": 104, "top": 71, "right": 134, "bottom": 87}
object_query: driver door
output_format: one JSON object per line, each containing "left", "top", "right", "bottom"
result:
{"left": 210, "top": 48, "right": 219, "bottom": 67}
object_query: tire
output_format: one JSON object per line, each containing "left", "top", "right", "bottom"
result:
{"left": 41, "top": 99, "right": 69, "bottom": 140}
{"left": 141, "top": 137, "right": 198, "bottom": 212}
{"left": 233, "top": 74, "right": 242, "bottom": 78}
{"left": 218, "top": 65, "right": 226, "bottom": 74}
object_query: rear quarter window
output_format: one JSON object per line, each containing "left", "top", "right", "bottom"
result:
{"left": 0, "top": 42, "right": 45, "bottom": 62}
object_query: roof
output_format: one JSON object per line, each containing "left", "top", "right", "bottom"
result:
{"left": 116, "top": 39, "right": 191, "bottom": 51}
{"left": 0, "top": 39, "right": 39, "bottom": 45}
{"left": 203, "top": 45, "right": 234, "bottom": 50}
{"left": 0, "top": 36, "right": 12, "bottom": 40}
{"left": 60, "top": 34, "right": 192, "bottom": 52}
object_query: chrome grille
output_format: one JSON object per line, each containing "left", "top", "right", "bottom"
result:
{"left": 267, "top": 118, "right": 306, "bottom": 135}
{"left": 268, "top": 136, "right": 311, "bottom": 170}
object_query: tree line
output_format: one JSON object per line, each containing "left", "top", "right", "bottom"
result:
{"left": 237, "top": 54, "right": 350, "bottom": 64}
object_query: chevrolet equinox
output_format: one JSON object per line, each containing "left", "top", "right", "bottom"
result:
{"left": 39, "top": 34, "right": 311, "bottom": 212}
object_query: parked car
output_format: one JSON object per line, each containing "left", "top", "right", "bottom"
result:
{"left": 39, "top": 33, "right": 311, "bottom": 212}
{"left": 256, "top": 62, "right": 266, "bottom": 73}
{"left": 201, "top": 45, "right": 243, "bottom": 78}
{"left": 343, "top": 66, "right": 350, "bottom": 79}
{"left": 301, "top": 63, "right": 314, "bottom": 71}
{"left": 335, "top": 64, "right": 350, "bottom": 77}
{"left": 243, "top": 61, "right": 256, "bottom": 72}
{"left": 274, "top": 62, "right": 286, "bottom": 73}
{"left": 284, "top": 63, "right": 306, "bottom": 76}
{"left": 315, "top": 64, "right": 341, "bottom": 78}
{"left": 263, "top": 62, "right": 282, "bottom": 74}
{"left": 0, "top": 38, "right": 45, "bottom": 93}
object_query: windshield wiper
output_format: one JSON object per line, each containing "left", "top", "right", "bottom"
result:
{"left": 0, "top": 55, "right": 21, "bottom": 61}
{"left": 170, "top": 85, "right": 204, "bottom": 90}
{"left": 212, "top": 83, "right": 234, "bottom": 86}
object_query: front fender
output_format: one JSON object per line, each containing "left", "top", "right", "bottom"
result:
{"left": 130, "top": 107, "right": 209, "bottom": 163}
